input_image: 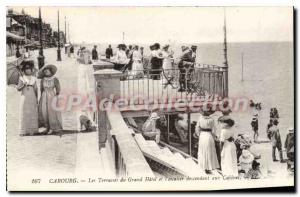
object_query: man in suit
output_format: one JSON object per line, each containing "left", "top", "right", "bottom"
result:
{"left": 105, "top": 44, "right": 113, "bottom": 59}
{"left": 92, "top": 45, "right": 98, "bottom": 60}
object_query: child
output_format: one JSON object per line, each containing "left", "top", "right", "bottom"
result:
{"left": 17, "top": 60, "right": 39, "bottom": 136}
{"left": 245, "top": 159, "right": 262, "bottom": 179}
{"left": 269, "top": 120, "right": 284, "bottom": 162}
{"left": 38, "top": 64, "right": 63, "bottom": 134}
{"left": 251, "top": 114, "right": 259, "bottom": 142}
{"left": 239, "top": 149, "right": 254, "bottom": 174}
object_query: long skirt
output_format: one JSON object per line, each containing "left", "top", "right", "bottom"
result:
{"left": 38, "top": 89, "right": 63, "bottom": 131}
{"left": 131, "top": 60, "right": 144, "bottom": 77}
{"left": 221, "top": 141, "right": 238, "bottom": 176}
{"left": 198, "top": 132, "right": 220, "bottom": 170}
{"left": 19, "top": 86, "right": 38, "bottom": 135}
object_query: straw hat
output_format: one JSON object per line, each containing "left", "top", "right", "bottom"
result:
{"left": 240, "top": 150, "right": 254, "bottom": 163}
{"left": 38, "top": 64, "right": 57, "bottom": 78}
{"left": 150, "top": 112, "right": 160, "bottom": 120}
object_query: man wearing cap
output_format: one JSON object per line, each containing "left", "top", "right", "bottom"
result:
{"left": 142, "top": 112, "right": 161, "bottom": 143}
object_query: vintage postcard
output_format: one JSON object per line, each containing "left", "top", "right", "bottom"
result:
{"left": 6, "top": 6, "right": 294, "bottom": 191}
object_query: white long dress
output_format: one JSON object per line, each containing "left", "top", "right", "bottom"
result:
{"left": 220, "top": 128, "right": 238, "bottom": 176}
{"left": 162, "top": 50, "right": 173, "bottom": 84}
{"left": 196, "top": 115, "right": 220, "bottom": 171}
{"left": 131, "top": 50, "right": 143, "bottom": 77}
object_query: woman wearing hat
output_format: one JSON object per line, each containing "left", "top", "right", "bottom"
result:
{"left": 219, "top": 117, "right": 238, "bottom": 176}
{"left": 161, "top": 44, "right": 174, "bottom": 84}
{"left": 150, "top": 43, "right": 163, "bottom": 80}
{"left": 195, "top": 107, "right": 220, "bottom": 174}
{"left": 17, "top": 60, "right": 39, "bottom": 136}
{"left": 38, "top": 64, "right": 63, "bottom": 134}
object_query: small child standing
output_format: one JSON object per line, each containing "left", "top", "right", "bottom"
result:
{"left": 38, "top": 64, "right": 63, "bottom": 134}
{"left": 251, "top": 114, "right": 259, "bottom": 142}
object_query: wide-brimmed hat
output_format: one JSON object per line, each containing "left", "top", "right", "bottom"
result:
{"left": 219, "top": 116, "right": 235, "bottom": 127}
{"left": 20, "top": 59, "right": 35, "bottom": 70}
{"left": 150, "top": 112, "right": 160, "bottom": 120}
{"left": 191, "top": 45, "right": 197, "bottom": 49}
{"left": 38, "top": 64, "right": 57, "bottom": 78}
{"left": 240, "top": 150, "right": 254, "bottom": 163}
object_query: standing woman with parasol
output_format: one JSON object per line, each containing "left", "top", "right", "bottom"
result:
{"left": 16, "top": 59, "right": 39, "bottom": 136}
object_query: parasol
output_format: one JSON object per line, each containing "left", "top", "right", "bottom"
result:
{"left": 7, "top": 57, "right": 37, "bottom": 86}
{"left": 7, "top": 57, "right": 23, "bottom": 86}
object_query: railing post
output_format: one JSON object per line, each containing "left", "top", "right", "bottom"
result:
{"left": 93, "top": 61, "right": 123, "bottom": 149}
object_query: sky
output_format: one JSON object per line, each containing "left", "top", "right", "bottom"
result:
{"left": 8, "top": 6, "right": 293, "bottom": 44}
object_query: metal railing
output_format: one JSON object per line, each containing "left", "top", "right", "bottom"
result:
{"left": 120, "top": 64, "right": 227, "bottom": 106}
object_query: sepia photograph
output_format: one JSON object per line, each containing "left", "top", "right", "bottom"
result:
{"left": 5, "top": 6, "right": 294, "bottom": 191}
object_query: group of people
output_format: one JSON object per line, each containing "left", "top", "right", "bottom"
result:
{"left": 16, "top": 58, "right": 62, "bottom": 136}
{"left": 141, "top": 104, "right": 294, "bottom": 178}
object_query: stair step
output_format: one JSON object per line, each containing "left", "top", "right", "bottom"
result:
{"left": 134, "top": 133, "right": 153, "bottom": 154}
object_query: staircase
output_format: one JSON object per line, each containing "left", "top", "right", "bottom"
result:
{"left": 134, "top": 133, "right": 222, "bottom": 178}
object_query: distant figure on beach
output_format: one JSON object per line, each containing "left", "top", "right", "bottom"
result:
{"left": 105, "top": 44, "right": 113, "bottom": 59}
{"left": 251, "top": 114, "right": 259, "bottom": 142}
{"left": 285, "top": 127, "right": 294, "bottom": 172}
{"left": 17, "top": 59, "right": 39, "bottom": 136}
{"left": 131, "top": 45, "right": 143, "bottom": 77}
{"left": 269, "top": 119, "right": 284, "bottom": 163}
{"left": 38, "top": 64, "right": 63, "bottom": 135}
{"left": 195, "top": 107, "right": 219, "bottom": 174}
{"left": 142, "top": 112, "right": 161, "bottom": 143}
{"left": 92, "top": 45, "right": 98, "bottom": 60}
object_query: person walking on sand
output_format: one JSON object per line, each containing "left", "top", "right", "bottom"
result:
{"left": 219, "top": 117, "right": 238, "bottom": 176}
{"left": 194, "top": 106, "right": 220, "bottom": 174}
{"left": 251, "top": 114, "right": 259, "bottom": 142}
{"left": 269, "top": 119, "right": 284, "bottom": 163}
{"left": 38, "top": 64, "right": 63, "bottom": 135}
{"left": 17, "top": 59, "right": 39, "bottom": 136}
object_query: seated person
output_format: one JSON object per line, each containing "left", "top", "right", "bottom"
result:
{"left": 142, "top": 112, "right": 161, "bottom": 143}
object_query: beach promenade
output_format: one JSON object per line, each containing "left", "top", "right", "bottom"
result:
{"left": 6, "top": 48, "right": 293, "bottom": 190}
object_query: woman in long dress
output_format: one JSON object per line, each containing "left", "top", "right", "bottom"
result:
{"left": 219, "top": 117, "right": 238, "bottom": 176}
{"left": 17, "top": 60, "right": 39, "bottom": 136}
{"left": 161, "top": 44, "right": 174, "bottom": 84}
{"left": 131, "top": 45, "right": 144, "bottom": 78}
{"left": 38, "top": 64, "right": 63, "bottom": 134}
{"left": 195, "top": 109, "right": 220, "bottom": 174}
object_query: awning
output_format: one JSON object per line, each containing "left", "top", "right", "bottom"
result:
{"left": 6, "top": 31, "right": 25, "bottom": 41}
